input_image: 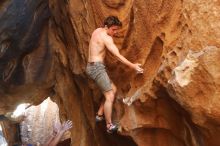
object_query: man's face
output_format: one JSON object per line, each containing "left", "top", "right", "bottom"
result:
{"left": 107, "top": 25, "right": 120, "bottom": 37}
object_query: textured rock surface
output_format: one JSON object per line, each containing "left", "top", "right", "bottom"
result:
{"left": 168, "top": 47, "right": 220, "bottom": 146}
{"left": 0, "top": 120, "right": 20, "bottom": 146}
{"left": 0, "top": 0, "right": 220, "bottom": 146}
{"left": 19, "top": 98, "right": 63, "bottom": 145}
{"left": 0, "top": 0, "right": 52, "bottom": 114}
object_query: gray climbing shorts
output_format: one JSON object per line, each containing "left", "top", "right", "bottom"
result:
{"left": 86, "top": 62, "right": 112, "bottom": 92}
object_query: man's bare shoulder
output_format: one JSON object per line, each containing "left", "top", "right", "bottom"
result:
{"left": 92, "top": 28, "right": 111, "bottom": 41}
{"left": 103, "top": 33, "right": 113, "bottom": 43}
{"left": 92, "top": 28, "right": 103, "bottom": 35}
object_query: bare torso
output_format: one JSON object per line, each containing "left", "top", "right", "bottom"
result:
{"left": 88, "top": 26, "right": 144, "bottom": 74}
{"left": 88, "top": 28, "right": 108, "bottom": 62}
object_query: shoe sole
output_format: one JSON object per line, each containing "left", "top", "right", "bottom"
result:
{"left": 106, "top": 127, "right": 118, "bottom": 134}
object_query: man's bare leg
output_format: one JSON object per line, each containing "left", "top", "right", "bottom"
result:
{"left": 97, "top": 83, "right": 117, "bottom": 116}
{"left": 103, "top": 83, "right": 117, "bottom": 128}
{"left": 103, "top": 90, "right": 115, "bottom": 126}
{"left": 97, "top": 99, "right": 104, "bottom": 116}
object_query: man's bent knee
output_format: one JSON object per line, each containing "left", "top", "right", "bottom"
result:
{"left": 104, "top": 90, "right": 115, "bottom": 102}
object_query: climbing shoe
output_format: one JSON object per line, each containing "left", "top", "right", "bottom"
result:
{"left": 95, "top": 114, "right": 104, "bottom": 122}
{"left": 106, "top": 123, "right": 118, "bottom": 134}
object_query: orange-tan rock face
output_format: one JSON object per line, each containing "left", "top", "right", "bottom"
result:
{"left": 168, "top": 47, "right": 220, "bottom": 146}
{"left": 0, "top": 0, "right": 220, "bottom": 146}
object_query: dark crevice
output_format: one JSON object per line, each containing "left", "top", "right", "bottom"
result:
{"left": 155, "top": 86, "right": 205, "bottom": 146}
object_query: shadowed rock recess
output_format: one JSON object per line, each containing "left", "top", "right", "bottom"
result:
{"left": 0, "top": 0, "right": 220, "bottom": 146}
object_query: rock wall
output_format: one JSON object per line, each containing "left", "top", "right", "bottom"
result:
{"left": 0, "top": 0, "right": 220, "bottom": 146}
{"left": 0, "top": 0, "right": 52, "bottom": 114}
{"left": 20, "top": 98, "right": 61, "bottom": 145}
{"left": 168, "top": 47, "right": 220, "bottom": 146}
{"left": 0, "top": 120, "right": 20, "bottom": 146}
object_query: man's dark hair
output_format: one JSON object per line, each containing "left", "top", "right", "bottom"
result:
{"left": 103, "top": 16, "right": 122, "bottom": 28}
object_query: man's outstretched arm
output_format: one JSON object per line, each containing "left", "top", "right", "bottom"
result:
{"left": 104, "top": 36, "right": 143, "bottom": 73}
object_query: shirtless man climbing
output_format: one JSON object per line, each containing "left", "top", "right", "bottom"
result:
{"left": 86, "top": 16, "right": 143, "bottom": 133}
